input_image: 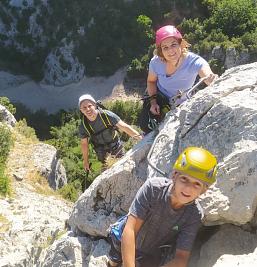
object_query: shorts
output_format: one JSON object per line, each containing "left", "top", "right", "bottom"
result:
{"left": 95, "top": 142, "right": 125, "bottom": 163}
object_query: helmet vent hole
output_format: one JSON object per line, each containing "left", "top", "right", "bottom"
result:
{"left": 181, "top": 154, "right": 187, "bottom": 167}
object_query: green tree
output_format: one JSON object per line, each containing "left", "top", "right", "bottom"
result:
{"left": 209, "top": 0, "right": 257, "bottom": 37}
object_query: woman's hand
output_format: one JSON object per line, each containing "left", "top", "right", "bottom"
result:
{"left": 205, "top": 73, "right": 218, "bottom": 85}
{"left": 150, "top": 102, "right": 160, "bottom": 115}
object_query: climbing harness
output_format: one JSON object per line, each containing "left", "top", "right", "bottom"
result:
{"left": 140, "top": 76, "right": 210, "bottom": 133}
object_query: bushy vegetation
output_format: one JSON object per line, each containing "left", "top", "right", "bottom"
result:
{"left": 104, "top": 100, "right": 142, "bottom": 126}
{"left": 14, "top": 119, "right": 38, "bottom": 142}
{"left": 0, "top": 164, "right": 10, "bottom": 196}
{"left": 0, "top": 125, "right": 13, "bottom": 165}
{"left": 0, "top": 125, "right": 13, "bottom": 196}
{"left": 0, "top": 97, "right": 16, "bottom": 115}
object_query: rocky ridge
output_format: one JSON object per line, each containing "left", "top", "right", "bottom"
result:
{"left": 41, "top": 62, "right": 257, "bottom": 267}
{"left": 0, "top": 105, "right": 72, "bottom": 266}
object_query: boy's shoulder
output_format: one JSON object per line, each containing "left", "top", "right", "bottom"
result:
{"left": 185, "top": 199, "right": 204, "bottom": 220}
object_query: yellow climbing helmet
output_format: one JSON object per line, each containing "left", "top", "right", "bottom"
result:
{"left": 173, "top": 147, "right": 217, "bottom": 185}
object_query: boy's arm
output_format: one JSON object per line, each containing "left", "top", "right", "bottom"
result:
{"left": 121, "top": 215, "right": 144, "bottom": 267}
{"left": 161, "top": 249, "right": 190, "bottom": 267}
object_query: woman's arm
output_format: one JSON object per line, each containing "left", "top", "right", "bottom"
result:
{"left": 199, "top": 65, "right": 218, "bottom": 86}
{"left": 121, "top": 215, "right": 144, "bottom": 267}
{"left": 147, "top": 71, "right": 160, "bottom": 115}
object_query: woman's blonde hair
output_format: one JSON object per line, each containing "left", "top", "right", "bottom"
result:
{"left": 154, "top": 39, "right": 191, "bottom": 61}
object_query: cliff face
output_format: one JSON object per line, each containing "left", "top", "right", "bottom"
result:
{"left": 0, "top": 0, "right": 151, "bottom": 85}
{"left": 1, "top": 62, "right": 257, "bottom": 266}
{"left": 41, "top": 62, "right": 257, "bottom": 267}
{"left": 0, "top": 104, "right": 71, "bottom": 266}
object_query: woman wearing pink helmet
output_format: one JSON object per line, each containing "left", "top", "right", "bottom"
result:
{"left": 139, "top": 25, "right": 217, "bottom": 133}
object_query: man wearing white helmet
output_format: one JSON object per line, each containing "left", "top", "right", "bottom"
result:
{"left": 78, "top": 94, "right": 142, "bottom": 170}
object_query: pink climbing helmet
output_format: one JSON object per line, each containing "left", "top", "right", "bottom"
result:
{"left": 155, "top": 25, "right": 182, "bottom": 46}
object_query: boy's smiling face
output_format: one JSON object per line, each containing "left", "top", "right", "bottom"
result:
{"left": 171, "top": 172, "right": 206, "bottom": 208}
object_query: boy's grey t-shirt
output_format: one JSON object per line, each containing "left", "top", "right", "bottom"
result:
{"left": 129, "top": 177, "right": 203, "bottom": 253}
{"left": 79, "top": 109, "right": 120, "bottom": 145}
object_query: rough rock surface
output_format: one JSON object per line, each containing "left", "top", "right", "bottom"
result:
{"left": 0, "top": 180, "right": 72, "bottom": 267}
{"left": 149, "top": 62, "right": 257, "bottom": 226}
{"left": 32, "top": 143, "right": 67, "bottom": 190}
{"left": 211, "top": 46, "right": 251, "bottom": 69}
{"left": 9, "top": 141, "right": 67, "bottom": 190}
{"left": 213, "top": 247, "right": 257, "bottom": 267}
{"left": 0, "top": 122, "right": 71, "bottom": 266}
{"left": 197, "top": 225, "right": 257, "bottom": 267}
{"left": 43, "top": 41, "right": 85, "bottom": 86}
{"left": 40, "top": 232, "right": 109, "bottom": 267}
{"left": 0, "top": 104, "right": 16, "bottom": 126}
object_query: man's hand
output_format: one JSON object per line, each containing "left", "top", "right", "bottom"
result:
{"left": 83, "top": 161, "right": 91, "bottom": 171}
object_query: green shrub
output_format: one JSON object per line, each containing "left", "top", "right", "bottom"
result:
{"left": 104, "top": 100, "right": 142, "bottom": 126}
{"left": 208, "top": 58, "right": 225, "bottom": 76}
{"left": 0, "top": 163, "right": 10, "bottom": 196}
{"left": 0, "top": 97, "right": 16, "bottom": 115}
{"left": 0, "top": 124, "right": 13, "bottom": 164}
{"left": 241, "top": 29, "right": 257, "bottom": 59}
{"left": 209, "top": 0, "right": 257, "bottom": 37}
{"left": 0, "top": 124, "right": 12, "bottom": 197}
{"left": 15, "top": 119, "right": 38, "bottom": 142}
{"left": 57, "top": 181, "right": 80, "bottom": 202}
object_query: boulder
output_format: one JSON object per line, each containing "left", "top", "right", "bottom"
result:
{"left": 213, "top": 247, "right": 257, "bottom": 267}
{"left": 149, "top": 62, "right": 257, "bottom": 226}
{"left": 9, "top": 142, "right": 67, "bottom": 190}
{"left": 40, "top": 232, "right": 109, "bottom": 267}
{"left": 32, "top": 143, "right": 67, "bottom": 190}
{"left": 0, "top": 181, "right": 72, "bottom": 267}
{"left": 197, "top": 225, "right": 257, "bottom": 267}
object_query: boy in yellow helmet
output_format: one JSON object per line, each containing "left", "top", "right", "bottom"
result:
{"left": 107, "top": 147, "right": 217, "bottom": 267}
